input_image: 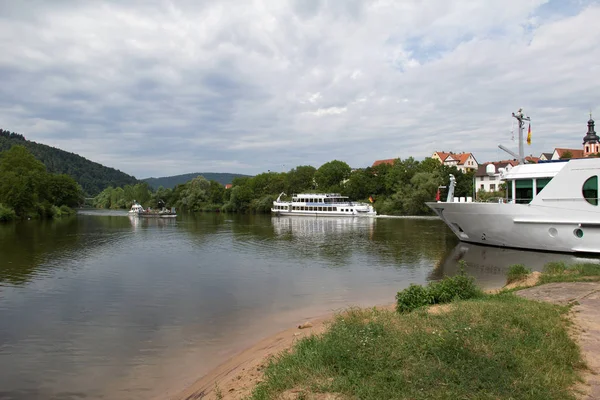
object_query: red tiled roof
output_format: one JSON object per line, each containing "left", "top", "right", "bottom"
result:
{"left": 525, "top": 156, "right": 540, "bottom": 163}
{"left": 372, "top": 158, "right": 397, "bottom": 167}
{"left": 433, "top": 151, "right": 451, "bottom": 162}
{"left": 554, "top": 148, "right": 584, "bottom": 159}
{"left": 225, "top": 184, "right": 233, "bottom": 189}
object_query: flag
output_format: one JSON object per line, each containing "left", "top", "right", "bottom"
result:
{"left": 435, "top": 189, "right": 441, "bottom": 201}
{"left": 526, "top": 123, "right": 531, "bottom": 145}
{"left": 368, "top": 195, "right": 374, "bottom": 203}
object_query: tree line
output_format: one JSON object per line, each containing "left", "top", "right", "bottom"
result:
{"left": 94, "top": 158, "right": 474, "bottom": 216}
{"left": 0, "top": 146, "right": 83, "bottom": 222}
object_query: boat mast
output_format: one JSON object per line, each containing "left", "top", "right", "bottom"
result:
{"left": 498, "top": 108, "right": 530, "bottom": 165}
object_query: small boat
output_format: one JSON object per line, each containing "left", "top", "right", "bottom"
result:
{"left": 272, "top": 192, "right": 376, "bottom": 217}
{"left": 128, "top": 202, "right": 177, "bottom": 218}
{"left": 427, "top": 109, "right": 600, "bottom": 253}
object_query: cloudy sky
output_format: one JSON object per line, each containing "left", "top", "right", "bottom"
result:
{"left": 1, "top": 0, "right": 599, "bottom": 178}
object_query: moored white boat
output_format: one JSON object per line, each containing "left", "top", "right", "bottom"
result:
{"left": 272, "top": 193, "right": 376, "bottom": 217}
{"left": 128, "top": 202, "right": 177, "bottom": 218}
{"left": 427, "top": 110, "right": 600, "bottom": 253}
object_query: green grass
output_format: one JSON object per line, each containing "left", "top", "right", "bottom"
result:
{"left": 539, "top": 262, "right": 600, "bottom": 284}
{"left": 506, "top": 264, "right": 531, "bottom": 284}
{"left": 250, "top": 295, "right": 584, "bottom": 400}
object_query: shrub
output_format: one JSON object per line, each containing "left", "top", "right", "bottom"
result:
{"left": 396, "top": 266, "right": 482, "bottom": 313}
{"left": 429, "top": 272, "right": 481, "bottom": 303}
{"left": 0, "top": 203, "right": 16, "bottom": 222}
{"left": 396, "top": 284, "right": 433, "bottom": 313}
{"left": 506, "top": 264, "right": 531, "bottom": 284}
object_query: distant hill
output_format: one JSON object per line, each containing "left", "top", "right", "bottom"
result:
{"left": 0, "top": 129, "right": 138, "bottom": 196}
{"left": 143, "top": 172, "right": 252, "bottom": 189}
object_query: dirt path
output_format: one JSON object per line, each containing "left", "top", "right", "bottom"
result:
{"left": 516, "top": 282, "right": 600, "bottom": 399}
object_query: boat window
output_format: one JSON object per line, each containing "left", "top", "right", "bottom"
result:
{"left": 515, "top": 179, "right": 533, "bottom": 204}
{"left": 507, "top": 181, "right": 513, "bottom": 201}
{"left": 583, "top": 176, "right": 598, "bottom": 206}
{"left": 536, "top": 178, "right": 551, "bottom": 194}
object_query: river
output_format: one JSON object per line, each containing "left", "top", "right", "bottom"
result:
{"left": 0, "top": 211, "right": 595, "bottom": 400}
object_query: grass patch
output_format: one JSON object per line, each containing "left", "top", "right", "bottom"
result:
{"left": 506, "top": 264, "right": 531, "bottom": 284}
{"left": 539, "top": 262, "right": 600, "bottom": 284}
{"left": 251, "top": 295, "right": 583, "bottom": 400}
{"left": 396, "top": 265, "right": 482, "bottom": 313}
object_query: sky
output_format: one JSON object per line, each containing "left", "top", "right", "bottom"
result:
{"left": 1, "top": 0, "right": 599, "bottom": 178}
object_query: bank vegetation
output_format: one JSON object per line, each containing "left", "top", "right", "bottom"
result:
{"left": 93, "top": 158, "right": 475, "bottom": 216}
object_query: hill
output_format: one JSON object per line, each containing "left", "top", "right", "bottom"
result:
{"left": 0, "top": 129, "right": 138, "bottom": 196}
{"left": 143, "top": 172, "right": 252, "bottom": 189}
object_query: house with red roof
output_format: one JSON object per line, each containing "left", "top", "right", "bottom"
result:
{"left": 431, "top": 151, "right": 478, "bottom": 172}
{"left": 371, "top": 158, "right": 398, "bottom": 168}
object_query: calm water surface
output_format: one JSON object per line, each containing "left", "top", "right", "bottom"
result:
{"left": 0, "top": 212, "right": 594, "bottom": 400}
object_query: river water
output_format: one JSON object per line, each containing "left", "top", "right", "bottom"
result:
{"left": 0, "top": 211, "right": 596, "bottom": 400}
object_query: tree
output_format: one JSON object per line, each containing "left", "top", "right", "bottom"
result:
{"left": 315, "top": 160, "right": 351, "bottom": 191}
{"left": 46, "top": 174, "right": 83, "bottom": 207}
{"left": 0, "top": 145, "right": 47, "bottom": 215}
{"left": 286, "top": 165, "right": 316, "bottom": 194}
{"left": 343, "top": 168, "right": 374, "bottom": 200}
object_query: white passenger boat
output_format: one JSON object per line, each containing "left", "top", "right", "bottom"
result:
{"left": 427, "top": 110, "right": 600, "bottom": 253}
{"left": 128, "top": 202, "right": 177, "bottom": 218}
{"left": 272, "top": 193, "right": 376, "bottom": 217}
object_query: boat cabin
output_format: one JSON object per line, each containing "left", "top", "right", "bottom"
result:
{"left": 291, "top": 193, "right": 350, "bottom": 204}
{"left": 501, "top": 160, "right": 567, "bottom": 204}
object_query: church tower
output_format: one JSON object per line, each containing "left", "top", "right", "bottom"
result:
{"left": 583, "top": 113, "right": 599, "bottom": 157}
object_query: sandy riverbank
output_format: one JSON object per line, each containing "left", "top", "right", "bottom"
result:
{"left": 172, "top": 304, "right": 396, "bottom": 400}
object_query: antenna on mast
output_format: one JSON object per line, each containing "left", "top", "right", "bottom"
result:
{"left": 498, "top": 108, "right": 530, "bottom": 164}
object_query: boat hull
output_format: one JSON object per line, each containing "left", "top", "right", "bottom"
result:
{"left": 426, "top": 201, "right": 600, "bottom": 253}
{"left": 271, "top": 210, "right": 376, "bottom": 217}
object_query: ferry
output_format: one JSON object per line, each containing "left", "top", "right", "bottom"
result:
{"left": 128, "top": 202, "right": 177, "bottom": 218}
{"left": 427, "top": 109, "right": 600, "bottom": 253}
{"left": 272, "top": 193, "right": 376, "bottom": 217}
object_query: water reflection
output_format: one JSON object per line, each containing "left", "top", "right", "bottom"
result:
{"left": 434, "top": 242, "right": 600, "bottom": 288}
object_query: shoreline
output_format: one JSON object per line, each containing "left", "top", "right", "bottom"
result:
{"left": 171, "top": 303, "right": 396, "bottom": 400}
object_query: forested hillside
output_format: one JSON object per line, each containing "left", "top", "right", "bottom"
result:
{"left": 0, "top": 129, "right": 138, "bottom": 195}
{"left": 143, "top": 172, "right": 251, "bottom": 189}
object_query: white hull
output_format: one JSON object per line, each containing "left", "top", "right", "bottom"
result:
{"left": 427, "top": 201, "right": 600, "bottom": 253}
{"left": 271, "top": 209, "right": 376, "bottom": 217}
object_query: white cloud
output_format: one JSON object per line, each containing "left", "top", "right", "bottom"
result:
{"left": 0, "top": 0, "right": 599, "bottom": 177}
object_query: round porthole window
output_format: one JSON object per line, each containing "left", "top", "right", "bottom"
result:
{"left": 548, "top": 228, "right": 558, "bottom": 237}
{"left": 574, "top": 228, "right": 584, "bottom": 238}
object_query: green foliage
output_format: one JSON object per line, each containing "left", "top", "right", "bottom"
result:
{"left": 0, "top": 203, "right": 16, "bottom": 221}
{"left": 506, "top": 264, "right": 531, "bottom": 284}
{"left": 252, "top": 296, "right": 582, "bottom": 400}
{"left": 0, "top": 146, "right": 83, "bottom": 220}
{"left": 92, "top": 182, "right": 152, "bottom": 209}
{"left": 0, "top": 129, "right": 138, "bottom": 195}
{"left": 314, "top": 160, "right": 351, "bottom": 191}
{"left": 396, "top": 267, "right": 482, "bottom": 313}
{"left": 395, "top": 284, "right": 433, "bottom": 313}
{"left": 285, "top": 165, "right": 316, "bottom": 194}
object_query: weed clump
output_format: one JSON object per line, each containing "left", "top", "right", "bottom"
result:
{"left": 506, "top": 264, "right": 531, "bottom": 284}
{"left": 396, "top": 264, "right": 482, "bottom": 313}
